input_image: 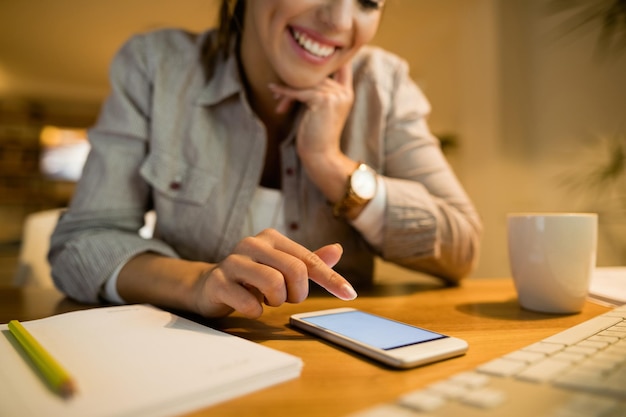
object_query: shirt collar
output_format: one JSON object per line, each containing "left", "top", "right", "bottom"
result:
{"left": 196, "top": 43, "right": 244, "bottom": 106}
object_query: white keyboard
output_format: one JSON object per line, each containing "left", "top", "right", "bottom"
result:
{"left": 350, "top": 305, "right": 626, "bottom": 417}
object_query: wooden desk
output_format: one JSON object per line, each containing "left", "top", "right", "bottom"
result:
{"left": 0, "top": 278, "right": 610, "bottom": 417}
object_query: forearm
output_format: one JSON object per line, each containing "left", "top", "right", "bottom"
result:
{"left": 117, "top": 232, "right": 356, "bottom": 319}
{"left": 380, "top": 179, "right": 482, "bottom": 282}
{"left": 49, "top": 216, "right": 180, "bottom": 304}
{"left": 300, "top": 151, "right": 368, "bottom": 220}
{"left": 117, "top": 253, "right": 214, "bottom": 315}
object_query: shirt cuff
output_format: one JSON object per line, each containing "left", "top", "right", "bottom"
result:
{"left": 350, "top": 175, "right": 386, "bottom": 250}
{"left": 100, "top": 262, "right": 127, "bottom": 305}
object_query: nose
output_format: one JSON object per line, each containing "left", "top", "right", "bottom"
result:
{"left": 320, "top": 0, "right": 353, "bottom": 32}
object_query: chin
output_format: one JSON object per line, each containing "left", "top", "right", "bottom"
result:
{"left": 280, "top": 72, "right": 332, "bottom": 89}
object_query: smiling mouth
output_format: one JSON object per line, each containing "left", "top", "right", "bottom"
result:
{"left": 290, "top": 28, "right": 337, "bottom": 58}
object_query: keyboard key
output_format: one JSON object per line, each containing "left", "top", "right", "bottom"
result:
{"left": 598, "top": 330, "right": 626, "bottom": 339}
{"left": 551, "top": 351, "right": 586, "bottom": 363}
{"left": 427, "top": 381, "right": 470, "bottom": 399}
{"left": 592, "top": 351, "right": 625, "bottom": 364}
{"left": 578, "top": 358, "right": 618, "bottom": 373}
{"left": 348, "top": 404, "right": 419, "bottom": 417}
{"left": 610, "top": 339, "right": 626, "bottom": 349}
{"left": 516, "top": 358, "right": 572, "bottom": 382}
{"left": 448, "top": 372, "right": 490, "bottom": 389}
{"left": 543, "top": 316, "right": 622, "bottom": 345}
{"left": 605, "top": 345, "right": 626, "bottom": 356}
{"left": 564, "top": 345, "right": 599, "bottom": 356}
{"left": 554, "top": 370, "right": 607, "bottom": 393}
{"left": 459, "top": 388, "right": 506, "bottom": 409}
{"left": 397, "top": 390, "right": 446, "bottom": 412}
{"left": 555, "top": 365, "right": 626, "bottom": 398}
{"left": 577, "top": 340, "right": 609, "bottom": 350}
{"left": 587, "top": 335, "right": 619, "bottom": 344}
{"left": 523, "top": 342, "right": 564, "bottom": 355}
{"left": 556, "top": 394, "right": 619, "bottom": 417}
{"left": 505, "top": 350, "right": 546, "bottom": 363}
{"left": 477, "top": 358, "right": 527, "bottom": 377}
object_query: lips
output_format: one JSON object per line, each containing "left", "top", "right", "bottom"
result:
{"left": 290, "top": 27, "right": 337, "bottom": 58}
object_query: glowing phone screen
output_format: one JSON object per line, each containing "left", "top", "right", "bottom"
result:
{"left": 301, "top": 311, "right": 446, "bottom": 350}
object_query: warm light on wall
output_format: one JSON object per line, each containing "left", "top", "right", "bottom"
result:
{"left": 39, "top": 126, "right": 90, "bottom": 181}
{"left": 0, "top": 64, "right": 8, "bottom": 94}
{"left": 39, "top": 126, "right": 87, "bottom": 147}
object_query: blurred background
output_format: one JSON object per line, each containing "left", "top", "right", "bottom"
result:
{"left": 1, "top": 0, "right": 625, "bottom": 286}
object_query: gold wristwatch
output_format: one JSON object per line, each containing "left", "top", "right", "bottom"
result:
{"left": 333, "top": 163, "right": 378, "bottom": 218}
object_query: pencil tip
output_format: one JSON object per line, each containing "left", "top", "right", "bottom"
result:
{"left": 60, "top": 380, "right": 77, "bottom": 398}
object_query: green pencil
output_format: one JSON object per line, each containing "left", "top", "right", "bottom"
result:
{"left": 8, "top": 320, "right": 76, "bottom": 398}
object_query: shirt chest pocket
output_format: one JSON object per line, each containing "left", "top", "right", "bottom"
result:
{"left": 139, "top": 150, "right": 217, "bottom": 205}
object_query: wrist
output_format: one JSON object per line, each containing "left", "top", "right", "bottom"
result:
{"left": 189, "top": 264, "right": 236, "bottom": 318}
{"left": 118, "top": 254, "right": 212, "bottom": 313}
{"left": 332, "top": 162, "right": 378, "bottom": 220}
{"left": 301, "top": 151, "right": 357, "bottom": 202}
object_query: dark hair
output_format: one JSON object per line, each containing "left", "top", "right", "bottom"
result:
{"left": 203, "top": 0, "right": 245, "bottom": 78}
{"left": 215, "top": 0, "right": 246, "bottom": 59}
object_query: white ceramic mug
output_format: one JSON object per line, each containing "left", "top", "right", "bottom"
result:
{"left": 507, "top": 213, "right": 598, "bottom": 314}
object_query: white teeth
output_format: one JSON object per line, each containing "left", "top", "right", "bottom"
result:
{"left": 292, "top": 29, "right": 335, "bottom": 58}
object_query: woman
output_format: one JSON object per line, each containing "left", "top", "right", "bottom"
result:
{"left": 49, "top": 0, "right": 482, "bottom": 318}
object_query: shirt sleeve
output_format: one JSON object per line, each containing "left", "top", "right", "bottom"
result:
{"left": 48, "top": 34, "right": 180, "bottom": 303}
{"left": 350, "top": 176, "right": 386, "bottom": 250}
{"left": 373, "top": 53, "right": 482, "bottom": 281}
{"left": 100, "top": 263, "right": 127, "bottom": 305}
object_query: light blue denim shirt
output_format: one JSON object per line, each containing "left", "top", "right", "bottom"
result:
{"left": 49, "top": 29, "right": 482, "bottom": 304}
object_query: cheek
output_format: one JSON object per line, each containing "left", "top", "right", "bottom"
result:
{"left": 326, "top": 18, "right": 379, "bottom": 76}
{"left": 354, "top": 16, "right": 381, "bottom": 47}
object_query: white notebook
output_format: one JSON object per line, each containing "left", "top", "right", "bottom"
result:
{"left": 590, "top": 266, "right": 626, "bottom": 306}
{"left": 0, "top": 304, "right": 303, "bottom": 417}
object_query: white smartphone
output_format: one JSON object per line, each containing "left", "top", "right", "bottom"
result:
{"left": 290, "top": 307, "right": 468, "bottom": 369}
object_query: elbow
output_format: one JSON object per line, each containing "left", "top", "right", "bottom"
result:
{"left": 380, "top": 208, "right": 483, "bottom": 283}
{"left": 48, "top": 241, "right": 104, "bottom": 305}
{"left": 444, "top": 219, "right": 483, "bottom": 282}
{"left": 399, "top": 224, "right": 482, "bottom": 284}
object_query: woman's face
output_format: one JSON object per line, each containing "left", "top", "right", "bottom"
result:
{"left": 241, "top": 0, "right": 384, "bottom": 89}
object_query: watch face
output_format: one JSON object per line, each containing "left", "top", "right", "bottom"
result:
{"left": 351, "top": 165, "right": 377, "bottom": 200}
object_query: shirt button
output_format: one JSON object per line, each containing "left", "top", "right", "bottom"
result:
{"left": 169, "top": 181, "right": 182, "bottom": 190}
{"left": 285, "top": 167, "right": 295, "bottom": 176}
{"left": 289, "top": 222, "right": 299, "bottom": 231}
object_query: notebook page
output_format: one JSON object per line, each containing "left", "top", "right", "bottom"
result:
{"left": 589, "top": 267, "right": 626, "bottom": 307}
{"left": 0, "top": 304, "right": 302, "bottom": 417}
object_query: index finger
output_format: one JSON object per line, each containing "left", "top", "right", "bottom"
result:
{"left": 270, "top": 235, "right": 357, "bottom": 301}
{"left": 312, "top": 262, "right": 358, "bottom": 301}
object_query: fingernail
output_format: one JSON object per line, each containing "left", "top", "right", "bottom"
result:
{"left": 341, "top": 283, "right": 358, "bottom": 300}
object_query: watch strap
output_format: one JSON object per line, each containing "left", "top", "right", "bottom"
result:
{"left": 332, "top": 163, "right": 376, "bottom": 218}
